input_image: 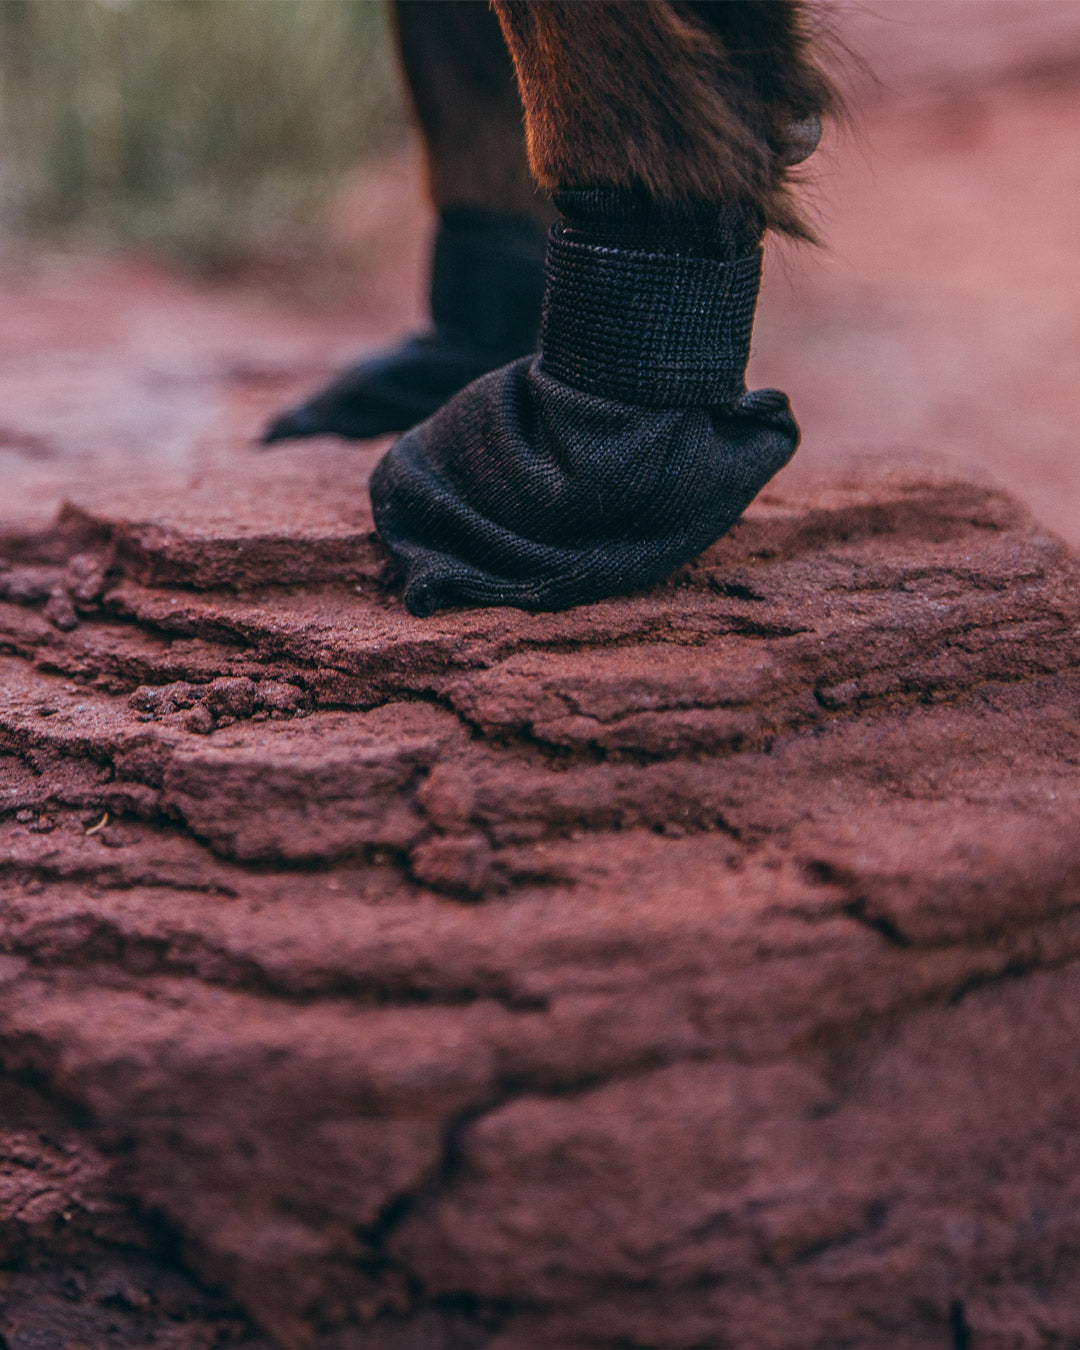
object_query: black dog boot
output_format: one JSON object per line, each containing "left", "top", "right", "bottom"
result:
{"left": 261, "top": 207, "right": 547, "bottom": 444}
{"left": 369, "top": 189, "right": 800, "bottom": 616}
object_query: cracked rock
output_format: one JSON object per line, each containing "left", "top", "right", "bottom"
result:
{"left": 2, "top": 448, "right": 1079, "bottom": 1349}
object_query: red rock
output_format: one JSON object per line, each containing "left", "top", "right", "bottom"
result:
{"left": 1, "top": 441, "right": 1079, "bottom": 1349}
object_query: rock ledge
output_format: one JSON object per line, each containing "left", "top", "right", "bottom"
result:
{"left": 2, "top": 452, "right": 1080, "bottom": 1349}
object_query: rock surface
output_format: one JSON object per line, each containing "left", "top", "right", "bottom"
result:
{"left": 2, "top": 445, "right": 1080, "bottom": 1349}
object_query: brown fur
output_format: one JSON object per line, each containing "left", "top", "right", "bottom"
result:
{"left": 492, "top": 0, "right": 842, "bottom": 238}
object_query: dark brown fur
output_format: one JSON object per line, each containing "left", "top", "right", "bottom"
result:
{"left": 492, "top": 0, "right": 842, "bottom": 237}
{"left": 392, "top": 0, "right": 553, "bottom": 224}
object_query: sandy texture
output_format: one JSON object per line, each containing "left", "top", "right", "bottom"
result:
{"left": 3, "top": 444, "right": 1080, "bottom": 1348}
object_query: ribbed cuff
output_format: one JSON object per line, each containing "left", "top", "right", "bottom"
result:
{"left": 539, "top": 224, "right": 762, "bottom": 408}
{"left": 552, "top": 187, "right": 763, "bottom": 259}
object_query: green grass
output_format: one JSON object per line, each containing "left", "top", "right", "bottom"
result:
{"left": 0, "top": 0, "right": 407, "bottom": 269}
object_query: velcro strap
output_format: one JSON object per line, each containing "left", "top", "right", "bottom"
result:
{"left": 539, "top": 224, "right": 762, "bottom": 407}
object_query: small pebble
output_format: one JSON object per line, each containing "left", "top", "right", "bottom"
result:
{"left": 205, "top": 676, "right": 256, "bottom": 719}
{"left": 43, "top": 586, "right": 78, "bottom": 632}
{"left": 185, "top": 704, "right": 214, "bottom": 735}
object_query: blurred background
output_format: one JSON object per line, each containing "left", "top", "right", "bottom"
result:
{"left": 0, "top": 0, "right": 1079, "bottom": 550}
{"left": 0, "top": 0, "right": 405, "bottom": 271}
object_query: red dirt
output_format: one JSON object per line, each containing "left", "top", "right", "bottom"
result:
{"left": 3, "top": 6, "right": 1080, "bottom": 1349}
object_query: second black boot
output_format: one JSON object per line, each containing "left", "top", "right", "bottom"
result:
{"left": 261, "top": 207, "right": 547, "bottom": 444}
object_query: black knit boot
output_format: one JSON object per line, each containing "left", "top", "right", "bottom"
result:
{"left": 261, "top": 207, "right": 547, "bottom": 444}
{"left": 369, "top": 189, "right": 799, "bottom": 615}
